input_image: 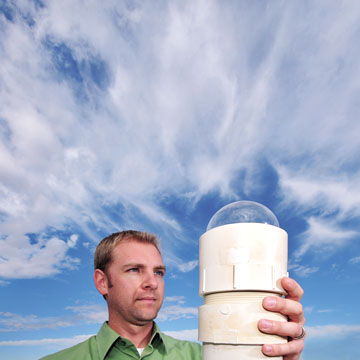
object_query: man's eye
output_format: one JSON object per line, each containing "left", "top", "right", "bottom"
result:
{"left": 128, "top": 268, "right": 139, "bottom": 272}
{"left": 155, "top": 270, "right": 165, "bottom": 277}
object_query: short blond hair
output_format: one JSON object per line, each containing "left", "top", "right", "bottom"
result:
{"left": 94, "top": 230, "right": 161, "bottom": 272}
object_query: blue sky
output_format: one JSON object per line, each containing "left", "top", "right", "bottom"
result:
{"left": 0, "top": 1, "right": 360, "bottom": 359}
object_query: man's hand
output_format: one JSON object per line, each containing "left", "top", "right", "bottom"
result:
{"left": 258, "top": 277, "right": 305, "bottom": 359}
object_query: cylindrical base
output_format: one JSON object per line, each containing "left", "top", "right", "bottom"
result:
{"left": 203, "top": 343, "right": 282, "bottom": 360}
{"left": 199, "top": 292, "right": 287, "bottom": 344}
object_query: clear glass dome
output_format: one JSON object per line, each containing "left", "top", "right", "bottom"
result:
{"left": 206, "top": 200, "right": 279, "bottom": 231}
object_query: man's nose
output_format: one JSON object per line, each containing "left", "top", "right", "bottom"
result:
{"left": 143, "top": 271, "right": 158, "bottom": 289}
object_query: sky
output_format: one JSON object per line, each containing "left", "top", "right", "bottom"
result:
{"left": 0, "top": 0, "right": 359, "bottom": 359}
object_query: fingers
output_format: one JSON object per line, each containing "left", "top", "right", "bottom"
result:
{"left": 263, "top": 296, "right": 305, "bottom": 324}
{"left": 259, "top": 277, "right": 306, "bottom": 359}
{"left": 262, "top": 339, "right": 304, "bottom": 359}
{"left": 281, "top": 277, "right": 304, "bottom": 302}
{"left": 258, "top": 319, "right": 303, "bottom": 338}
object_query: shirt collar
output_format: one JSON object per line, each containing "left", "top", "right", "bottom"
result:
{"left": 96, "top": 322, "right": 121, "bottom": 360}
{"left": 96, "top": 322, "right": 168, "bottom": 359}
{"left": 151, "top": 322, "right": 168, "bottom": 353}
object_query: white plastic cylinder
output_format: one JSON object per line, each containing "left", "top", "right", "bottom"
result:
{"left": 203, "top": 343, "right": 282, "bottom": 360}
{"left": 198, "top": 222, "right": 288, "bottom": 360}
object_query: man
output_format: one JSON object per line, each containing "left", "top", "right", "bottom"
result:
{"left": 41, "top": 230, "right": 305, "bottom": 359}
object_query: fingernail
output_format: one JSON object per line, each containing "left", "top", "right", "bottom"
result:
{"left": 260, "top": 319, "right": 272, "bottom": 330}
{"left": 263, "top": 345, "right": 273, "bottom": 354}
{"left": 265, "top": 297, "right": 276, "bottom": 308}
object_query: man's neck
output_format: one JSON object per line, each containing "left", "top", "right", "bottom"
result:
{"left": 108, "top": 319, "right": 154, "bottom": 348}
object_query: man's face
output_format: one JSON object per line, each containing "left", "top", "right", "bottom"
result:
{"left": 102, "top": 240, "right": 165, "bottom": 326}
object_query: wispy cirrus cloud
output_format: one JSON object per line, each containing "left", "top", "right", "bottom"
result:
{"left": 0, "top": 312, "right": 74, "bottom": 332}
{"left": 65, "top": 304, "right": 107, "bottom": 324}
{"left": 1, "top": 0, "right": 360, "bottom": 282}
{"left": 293, "top": 217, "right": 357, "bottom": 259}
{"left": 307, "top": 324, "right": 360, "bottom": 339}
{"left": 0, "top": 334, "right": 93, "bottom": 347}
{"left": 178, "top": 260, "right": 198, "bottom": 273}
{"left": 288, "top": 263, "right": 320, "bottom": 278}
{"left": 0, "top": 330, "right": 198, "bottom": 346}
{"left": 157, "top": 305, "right": 198, "bottom": 322}
{"left": 163, "top": 329, "right": 198, "bottom": 342}
{"left": 349, "top": 256, "right": 360, "bottom": 264}
{"left": 0, "top": 235, "right": 80, "bottom": 279}
{"left": 317, "top": 309, "right": 335, "bottom": 314}
{"left": 0, "top": 304, "right": 106, "bottom": 332}
{"left": 0, "top": 280, "right": 10, "bottom": 286}
{"left": 164, "top": 296, "right": 186, "bottom": 304}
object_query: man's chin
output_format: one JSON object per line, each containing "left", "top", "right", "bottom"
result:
{"left": 133, "top": 316, "right": 156, "bottom": 326}
{"left": 133, "top": 310, "right": 160, "bottom": 325}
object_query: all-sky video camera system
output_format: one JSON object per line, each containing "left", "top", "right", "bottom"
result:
{"left": 199, "top": 201, "right": 288, "bottom": 360}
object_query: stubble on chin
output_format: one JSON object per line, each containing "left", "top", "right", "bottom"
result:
{"left": 132, "top": 301, "right": 162, "bottom": 323}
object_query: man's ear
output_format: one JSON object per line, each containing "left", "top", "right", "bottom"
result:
{"left": 94, "top": 269, "right": 109, "bottom": 297}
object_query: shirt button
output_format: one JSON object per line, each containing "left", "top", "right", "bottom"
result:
{"left": 121, "top": 341, "right": 126, "bottom": 346}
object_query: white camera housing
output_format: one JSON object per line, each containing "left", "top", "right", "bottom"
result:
{"left": 198, "top": 202, "right": 288, "bottom": 360}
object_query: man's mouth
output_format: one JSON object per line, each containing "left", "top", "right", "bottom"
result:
{"left": 137, "top": 296, "right": 157, "bottom": 302}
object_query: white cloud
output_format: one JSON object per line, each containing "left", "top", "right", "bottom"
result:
{"left": 277, "top": 169, "right": 360, "bottom": 259}
{"left": 65, "top": 304, "right": 107, "bottom": 324}
{"left": 277, "top": 169, "right": 360, "bottom": 220}
{"left": 0, "top": 0, "right": 267, "bottom": 279}
{"left": 1, "top": 329, "right": 194, "bottom": 348}
{"left": 307, "top": 324, "right": 360, "bottom": 339}
{"left": 163, "top": 329, "right": 198, "bottom": 342}
{"left": 157, "top": 305, "right": 198, "bottom": 322}
{"left": 164, "top": 296, "right": 185, "bottom": 304}
{"left": 0, "top": 304, "right": 106, "bottom": 332}
{"left": 289, "top": 263, "right": 319, "bottom": 278}
{"left": 293, "top": 217, "right": 357, "bottom": 259}
{"left": 0, "top": 280, "right": 10, "bottom": 286}
{"left": 303, "top": 306, "right": 314, "bottom": 314}
{"left": 0, "top": 236, "right": 80, "bottom": 279}
{"left": 0, "top": 334, "right": 93, "bottom": 347}
{"left": 178, "top": 260, "right": 198, "bottom": 273}
{"left": 349, "top": 256, "right": 360, "bottom": 264}
{"left": 317, "top": 309, "right": 335, "bottom": 314}
{"left": 0, "top": 331, "right": 198, "bottom": 347}
{"left": 304, "top": 306, "right": 335, "bottom": 315}
{"left": 1, "top": 0, "right": 360, "bottom": 279}
{"left": 0, "top": 312, "right": 74, "bottom": 332}
{"left": 67, "top": 234, "right": 79, "bottom": 248}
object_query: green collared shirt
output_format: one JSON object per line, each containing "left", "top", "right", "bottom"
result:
{"left": 40, "top": 322, "right": 202, "bottom": 360}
